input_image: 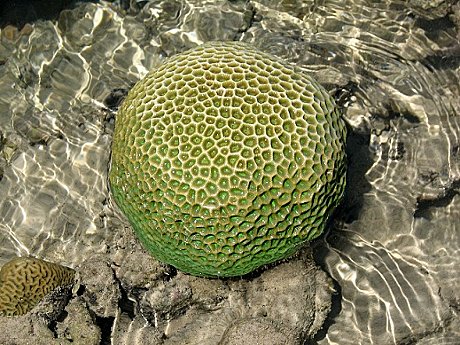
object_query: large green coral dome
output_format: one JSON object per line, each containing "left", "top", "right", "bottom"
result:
{"left": 109, "top": 41, "right": 347, "bottom": 277}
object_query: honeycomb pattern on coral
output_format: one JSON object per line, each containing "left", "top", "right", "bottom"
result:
{"left": 0, "top": 257, "right": 75, "bottom": 316}
{"left": 110, "top": 41, "right": 347, "bottom": 277}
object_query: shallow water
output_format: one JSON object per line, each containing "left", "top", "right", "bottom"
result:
{"left": 0, "top": 0, "right": 459, "bottom": 344}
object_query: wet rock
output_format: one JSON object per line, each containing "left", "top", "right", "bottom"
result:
{"left": 0, "top": 132, "right": 26, "bottom": 164}
{"left": 0, "top": 295, "right": 100, "bottom": 345}
{"left": 112, "top": 313, "right": 163, "bottom": 345}
{"left": 139, "top": 0, "right": 254, "bottom": 55}
{"left": 408, "top": 0, "right": 453, "bottom": 11}
{"left": 149, "top": 249, "right": 332, "bottom": 345}
{"left": 105, "top": 237, "right": 333, "bottom": 345}
{"left": 141, "top": 279, "right": 193, "bottom": 321}
{"left": 111, "top": 226, "right": 171, "bottom": 290}
{"left": 407, "top": 0, "right": 458, "bottom": 20}
{"left": 55, "top": 296, "right": 101, "bottom": 345}
{"left": 220, "top": 318, "right": 295, "bottom": 345}
{"left": 0, "top": 315, "right": 59, "bottom": 345}
{"left": 78, "top": 255, "right": 120, "bottom": 318}
{"left": 31, "top": 285, "right": 74, "bottom": 321}
{"left": 244, "top": 253, "right": 333, "bottom": 339}
{"left": 450, "top": 2, "right": 460, "bottom": 38}
{"left": 0, "top": 23, "right": 33, "bottom": 41}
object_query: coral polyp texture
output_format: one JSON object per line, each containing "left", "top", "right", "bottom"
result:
{"left": 0, "top": 257, "right": 75, "bottom": 316}
{"left": 109, "top": 41, "right": 347, "bottom": 277}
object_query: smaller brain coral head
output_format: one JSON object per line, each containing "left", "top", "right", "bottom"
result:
{"left": 0, "top": 257, "right": 75, "bottom": 316}
{"left": 109, "top": 41, "right": 347, "bottom": 277}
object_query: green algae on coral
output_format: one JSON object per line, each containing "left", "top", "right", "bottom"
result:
{"left": 110, "top": 41, "right": 347, "bottom": 277}
{"left": 0, "top": 257, "right": 75, "bottom": 316}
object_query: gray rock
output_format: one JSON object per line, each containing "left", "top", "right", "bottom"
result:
{"left": 78, "top": 255, "right": 120, "bottom": 318}
{"left": 112, "top": 312, "right": 163, "bottom": 345}
{"left": 149, "top": 249, "right": 332, "bottom": 344}
{"left": 0, "top": 315, "right": 60, "bottom": 345}
{"left": 0, "top": 296, "right": 101, "bottom": 345}
{"left": 56, "top": 297, "right": 101, "bottom": 345}
{"left": 220, "top": 318, "right": 295, "bottom": 345}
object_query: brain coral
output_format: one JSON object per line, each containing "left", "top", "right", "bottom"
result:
{"left": 0, "top": 257, "right": 75, "bottom": 316}
{"left": 110, "top": 41, "right": 347, "bottom": 277}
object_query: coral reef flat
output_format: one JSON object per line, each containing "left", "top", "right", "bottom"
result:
{"left": 0, "top": 0, "right": 459, "bottom": 344}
